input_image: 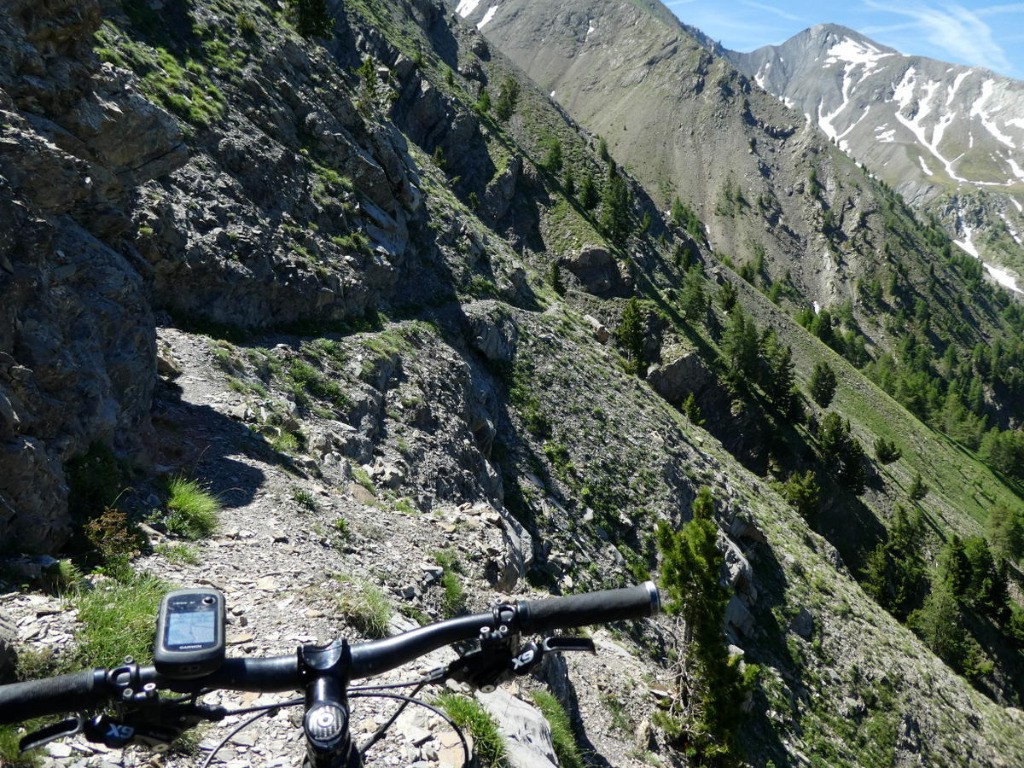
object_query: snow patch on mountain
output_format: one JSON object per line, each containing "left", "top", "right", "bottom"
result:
{"left": 824, "top": 37, "right": 895, "bottom": 76}
{"left": 478, "top": 4, "right": 498, "bottom": 28}
{"left": 892, "top": 67, "right": 966, "bottom": 183}
{"left": 971, "top": 80, "right": 1016, "bottom": 150}
{"left": 455, "top": 0, "right": 482, "bottom": 16}
{"left": 947, "top": 71, "right": 971, "bottom": 106}
{"left": 985, "top": 263, "right": 1022, "bottom": 293}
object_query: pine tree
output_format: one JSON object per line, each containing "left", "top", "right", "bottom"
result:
{"left": 718, "top": 280, "right": 737, "bottom": 312}
{"left": 809, "top": 360, "right": 838, "bottom": 407}
{"left": 494, "top": 76, "right": 520, "bottom": 121}
{"left": 720, "top": 307, "right": 759, "bottom": 388}
{"left": 986, "top": 505, "right": 1023, "bottom": 562}
{"left": 908, "top": 472, "right": 928, "bottom": 501}
{"left": 679, "top": 264, "right": 706, "bottom": 320}
{"left": 579, "top": 171, "right": 599, "bottom": 211}
{"left": 862, "top": 505, "right": 926, "bottom": 618}
{"left": 541, "top": 137, "right": 563, "bottom": 174}
{"left": 779, "top": 470, "right": 820, "bottom": 521}
{"left": 616, "top": 298, "right": 646, "bottom": 376}
{"left": 656, "top": 488, "right": 746, "bottom": 763}
{"left": 911, "top": 581, "right": 968, "bottom": 670}
{"left": 682, "top": 393, "right": 704, "bottom": 425}
{"left": 286, "top": 0, "right": 334, "bottom": 38}
{"left": 874, "top": 437, "right": 902, "bottom": 464}
{"left": 599, "top": 169, "right": 631, "bottom": 246}
{"left": 761, "top": 330, "right": 798, "bottom": 417}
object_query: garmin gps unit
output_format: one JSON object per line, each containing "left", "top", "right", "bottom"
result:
{"left": 153, "top": 588, "right": 226, "bottom": 679}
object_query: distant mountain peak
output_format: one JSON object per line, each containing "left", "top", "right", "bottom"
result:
{"left": 730, "top": 24, "right": 1024, "bottom": 277}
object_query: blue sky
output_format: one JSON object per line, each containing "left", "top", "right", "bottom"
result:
{"left": 663, "top": 1, "right": 1024, "bottom": 80}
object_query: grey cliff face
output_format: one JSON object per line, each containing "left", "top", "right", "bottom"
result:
{"left": 0, "top": 0, "right": 184, "bottom": 551}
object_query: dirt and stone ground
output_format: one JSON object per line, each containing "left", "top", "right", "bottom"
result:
{"left": 1, "top": 326, "right": 672, "bottom": 768}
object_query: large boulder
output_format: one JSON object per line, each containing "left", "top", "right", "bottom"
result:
{"left": 647, "top": 351, "right": 716, "bottom": 406}
{"left": 477, "top": 688, "right": 559, "bottom": 768}
{"left": 562, "top": 245, "right": 629, "bottom": 297}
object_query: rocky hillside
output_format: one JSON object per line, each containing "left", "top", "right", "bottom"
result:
{"left": 453, "top": 0, "right": 1022, "bottom": 366}
{"left": 2, "top": 1, "right": 1024, "bottom": 767}
{"left": 728, "top": 24, "right": 1024, "bottom": 284}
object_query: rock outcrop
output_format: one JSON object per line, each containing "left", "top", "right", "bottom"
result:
{"left": 0, "top": 0, "right": 183, "bottom": 551}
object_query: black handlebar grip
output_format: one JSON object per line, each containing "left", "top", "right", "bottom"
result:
{"left": 516, "top": 581, "right": 661, "bottom": 634}
{"left": 0, "top": 669, "right": 104, "bottom": 724}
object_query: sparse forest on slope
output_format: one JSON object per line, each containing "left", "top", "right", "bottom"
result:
{"left": 1, "top": 1, "right": 1023, "bottom": 767}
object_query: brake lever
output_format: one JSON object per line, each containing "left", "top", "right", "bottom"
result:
{"left": 510, "top": 636, "right": 596, "bottom": 676}
{"left": 447, "top": 635, "right": 597, "bottom": 691}
{"left": 20, "top": 716, "right": 84, "bottom": 753}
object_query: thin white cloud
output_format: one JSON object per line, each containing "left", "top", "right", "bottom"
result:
{"left": 740, "top": 1, "right": 806, "bottom": 24}
{"left": 863, "top": 1, "right": 1014, "bottom": 75}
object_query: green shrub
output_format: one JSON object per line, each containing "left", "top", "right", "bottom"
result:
{"left": 84, "top": 507, "right": 148, "bottom": 579}
{"left": 531, "top": 691, "right": 583, "bottom": 768}
{"left": 164, "top": 477, "right": 220, "bottom": 540}
{"left": 435, "top": 692, "right": 509, "bottom": 767}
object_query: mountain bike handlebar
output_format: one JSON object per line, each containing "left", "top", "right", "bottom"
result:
{"left": 0, "top": 581, "right": 661, "bottom": 725}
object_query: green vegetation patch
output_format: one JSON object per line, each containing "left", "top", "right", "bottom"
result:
{"left": 332, "top": 574, "right": 393, "bottom": 638}
{"left": 531, "top": 691, "right": 583, "bottom": 768}
{"left": 72, "top": 573, "right": 170, "bottom": 667}
{"left": 163, "top": 477, "right": 220, "bottom": 540}
{"left": 94, "top": 21, "right": 226, "bottom": 127}
{"left": 435, "top": 692, "right": 509, "bottom": 768}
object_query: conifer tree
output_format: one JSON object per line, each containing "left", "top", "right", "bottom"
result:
{"left": 680, "top": 264, "right": 706, "bottom": 320}
{"left": 494, "top": 76, "right": 520, "bottom": 121}
{"left": 599, "top": 169, "right": 630, "bottom": 246}
{"left": 656, "top": 488, "right": 746, "bottom": 763}
{"left": 809, "top": 360, "right": 838, "bottom": 407}
{"left": 579, "top": 171, "right": 599, "bottom": 211}
{"left": 761, "top": 330, "right": 798, "bottom": 417}
{"left": 720, "top": 307, "right": 759, "bottom": 388}
{"left": 616, "top": 297, "right": 646, "bottom": 376}
{"left": 986, "top": 505, "right": 1023, "bottom": 562}
{"left": 287, "top": 0, "right": 333, "bottom": 38}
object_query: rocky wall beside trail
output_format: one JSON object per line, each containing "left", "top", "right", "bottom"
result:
{"left": 0, "top": 0, "right": 184, "bottom": 552}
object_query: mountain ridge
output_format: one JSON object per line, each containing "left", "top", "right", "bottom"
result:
{"left": 1, "top": 1, "right": 1024, "bottom": 766}
{"left": 727, "top": 22, "right": 1024, "bottom": 284}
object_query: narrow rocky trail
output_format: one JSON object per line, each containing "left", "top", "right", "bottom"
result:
{"left": 2, "top": 326, "right": 665, "bottom": 768}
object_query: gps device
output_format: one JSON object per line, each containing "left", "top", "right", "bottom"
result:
{"left": 154, "top": 589, "right": 226, "bottom": 679}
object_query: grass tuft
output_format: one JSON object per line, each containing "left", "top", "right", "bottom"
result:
{"left": 531, "top": 691, "right": 584, "bottom": 768}
{"left": 332, "top": 574, "right": 393, "bottom": 639}
{"left": 435, "top": 692, "right": 509, "bottom": 767}
{"left": 72, "top": 572, "right": 170, "bottom": 667}
{"left": 164, "top": 477, "right": 220, "bottom": 540}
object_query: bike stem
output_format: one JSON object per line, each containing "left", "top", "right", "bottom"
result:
{"left": 299, "top": 640, "right": 361, "bottom": 768}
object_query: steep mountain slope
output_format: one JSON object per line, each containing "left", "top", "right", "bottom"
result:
{"left": 728, "top": 24, "right": 1024, "bottom": 284}
{"left": 2, "top": 1, "right": 1024, "bottom": 768}
{"left": 454, "top": 0, "right": 1024, "bottom": 432}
